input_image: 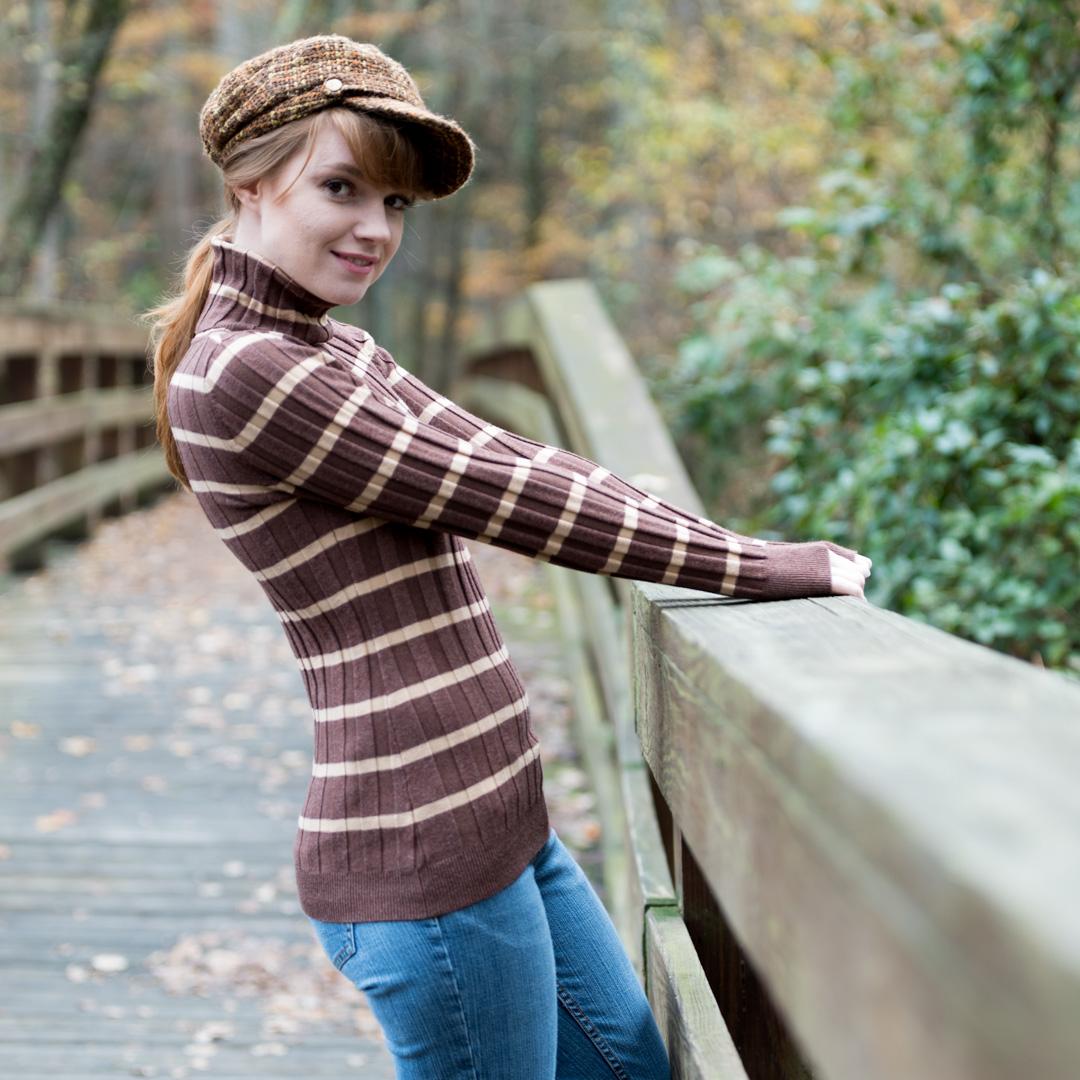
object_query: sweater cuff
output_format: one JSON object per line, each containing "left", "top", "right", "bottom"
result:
{"left": 823, "top": 540, "right": 860, "bottom": 562}
{"left": 751, "top": 541, "right": 833, "bottom": 600}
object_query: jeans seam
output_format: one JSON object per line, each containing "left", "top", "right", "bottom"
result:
{"left": 431, "top": 917, "right": 482, "bottom": 1080}
{"left": 330, "top": 922, "right": 356, "bottom": 970}
{"left": 557, "top": 980, "right": 631, "bottom": 1080}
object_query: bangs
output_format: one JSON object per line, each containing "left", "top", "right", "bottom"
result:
{"left": 320, "top": 109, "right": 428, "bottom": 197}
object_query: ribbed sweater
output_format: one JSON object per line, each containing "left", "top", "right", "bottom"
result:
{"left": 168, "top": 239, "right": 835, "bottom": 922}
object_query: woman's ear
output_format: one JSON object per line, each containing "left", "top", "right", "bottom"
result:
{"left": 231, "top": 180, "right": 263, "bottom": 215}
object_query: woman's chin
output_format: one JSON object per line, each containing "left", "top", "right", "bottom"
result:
{"left": 307, "top": 279, "right": 372, "bottom": 308}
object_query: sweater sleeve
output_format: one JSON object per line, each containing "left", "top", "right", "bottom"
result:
{"left": 171, "top": 333, "right": 833, "bottom": 601}
{"left": 379, "top": 353, "right": 868, "bottom": 565}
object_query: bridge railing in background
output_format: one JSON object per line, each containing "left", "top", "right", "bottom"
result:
{"left": 459, "top": 281, "right": 1080, "bottom": 1080}
{"left": 0, "top": 306, "right": 172, "bottom": 570}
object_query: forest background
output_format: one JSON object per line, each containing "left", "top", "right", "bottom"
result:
{"left": 1, "top": 0, "right": 1078, "bottom": 674}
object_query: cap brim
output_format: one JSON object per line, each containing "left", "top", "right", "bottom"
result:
{"left": 344, "top": 95, "right": 475, "bottom": 198}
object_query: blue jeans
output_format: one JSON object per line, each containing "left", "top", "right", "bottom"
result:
{"left": 309, "top": 830, "right": 670, "bottom": 1080}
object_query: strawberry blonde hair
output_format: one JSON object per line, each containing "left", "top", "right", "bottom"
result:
{"left": 146, "top": 108, "right": 427, "bottom": 488}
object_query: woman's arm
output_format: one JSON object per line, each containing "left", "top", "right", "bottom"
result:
{"left": 383, "top": 354, "right": 871, "bottom": 597}
{"left": 171, "top": 335, "right": 868, "bottom": 600}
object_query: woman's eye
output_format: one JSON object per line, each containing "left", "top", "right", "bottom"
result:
{"left": 325, "top": 179, "right": 352, "bottom": 197}
{"left": 386, "top": 194, "right": 415, "bottom": 211}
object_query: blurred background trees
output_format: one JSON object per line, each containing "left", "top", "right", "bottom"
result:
{"left": 1, "top": 0, "right": 1077, "bottom": 671}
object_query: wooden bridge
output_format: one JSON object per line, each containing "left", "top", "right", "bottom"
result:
{"left": 2, "top": 290, "right": 1080, "bottom": 1080}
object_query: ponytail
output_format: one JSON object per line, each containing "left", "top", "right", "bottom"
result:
{"left": 146, "top": 217, "right": 234, "bottom": 488}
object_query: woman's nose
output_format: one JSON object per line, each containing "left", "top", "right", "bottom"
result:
{"left": 353, "top": 198, "right": 392, "bottom": 244}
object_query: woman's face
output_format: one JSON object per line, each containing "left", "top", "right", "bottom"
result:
{"left": 233, "top": 122, "right": 412, "bottom": 306}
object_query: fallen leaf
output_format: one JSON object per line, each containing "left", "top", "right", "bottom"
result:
{"left": 121, "top": 664, "right": 158, "bottom": 685}
{"left": 250, "top": 1043, "right": 288, "bottom": 1058}
{"left": 91, "top": 953, "right": 130, "bottom": 974}
{"left": 192, "top": 1021, "right": 234, "bottom": 1044}
{"left": 252, "top": 883, "right": 276, "bottom": 904}
{"left": 203, "top": 949, "right": 241, "bottom": 976}
{"left": 60, "top": 736, "right": 98, "bottom": 757}
{"left": 36, "top": 809, "right": 78, "bottom": 833}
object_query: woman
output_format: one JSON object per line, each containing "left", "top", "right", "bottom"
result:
{"left": 151, "top": 35, "right": 870, "bottom": 1080}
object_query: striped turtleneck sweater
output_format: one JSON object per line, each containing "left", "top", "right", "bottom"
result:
{"left": 168, "top": 239, "right": 836, "bottom": 922}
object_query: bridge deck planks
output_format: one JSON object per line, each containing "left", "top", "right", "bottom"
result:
{"left": 1, "top": 490, "right": 593, "bottom": 1079}
{"left": 0, "top": 494, "right": 397, "bottom": 1078}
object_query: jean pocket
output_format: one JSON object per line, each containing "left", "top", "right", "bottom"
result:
{"left": 309, "top": 918, "right": 357, "bottom": 971}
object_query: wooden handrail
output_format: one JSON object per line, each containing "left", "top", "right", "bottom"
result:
{"left": 460, "top": 280, "right": 1080, "bottom": 1080}
{"left": 0, "top": 307, "right": 173, "bottom": 569}
{"left": 0, "top": 387, "right": 156, "bottom": 456}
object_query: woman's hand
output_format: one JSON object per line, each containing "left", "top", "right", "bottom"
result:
{"left": 828, "top": 549, "right": 872, "bottom": 599}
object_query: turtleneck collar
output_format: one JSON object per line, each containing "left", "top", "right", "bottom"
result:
{"left": 195, "top": 238, "right": 336, "bottom": 347}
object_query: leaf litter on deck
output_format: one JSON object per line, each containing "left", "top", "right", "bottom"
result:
{"left": 1, "top": 491, "right": 604, "bottom": 1076}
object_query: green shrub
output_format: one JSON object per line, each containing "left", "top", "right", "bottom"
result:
{"left": 655, "top": 2, "right": 1080, "bottom": 673}
{"left": 661, "top": 250, "right": 1080, "bottom": 671}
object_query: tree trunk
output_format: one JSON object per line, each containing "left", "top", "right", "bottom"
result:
{"left": 0, "top": 0, "right": 130, "bottom": 297}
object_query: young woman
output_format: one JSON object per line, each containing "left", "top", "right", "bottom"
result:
{"left": 150, "top": 35, "right": 870, "bottom": 1080}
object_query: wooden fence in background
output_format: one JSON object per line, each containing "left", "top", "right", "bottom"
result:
{"left": 0, "top": 306, "right": 172, "bottom": 570}
{"left": 459, "top": 281, "right": 1080, "bottom": 1080}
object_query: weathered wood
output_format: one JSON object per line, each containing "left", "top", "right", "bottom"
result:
{"left": 0, "top": 306, "right": 146, "bottom": 357}
{"left": 0, "top": 496, "right": 401, "bottom": 1079}
{"left": 634, "top": 586, "right": 1080, "bottom": 1080}
{"left": 646, "top": 907, "right": 750, "bottom": 1080}
{"left": 0, "top": 311, "right": 155, "bottom": 567}
{"left": 0, "top": 386, "right": 154, "bottom": 456}
{"left": 524, "top": 279, "right": 705, "bottom": 518}
{"left": 464, "top": 278, "right": 1080, "bottom": 1080}
{"left": 679, "top": 833, "right": 813, "bottom": 1080}
{"left": 0, "top": 449, "right": 172, "bottom": 557}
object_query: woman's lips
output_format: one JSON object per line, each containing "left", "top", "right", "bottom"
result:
{"left": 333, "top": 251, "right": 376, "bottom": 274}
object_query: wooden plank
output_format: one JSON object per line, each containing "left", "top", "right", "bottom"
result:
{"left": 645, "top": 907, "right": 750, "bottom": 1080}
{"left": 455, "top": 373, "right": 565, "bottom": 448}
{"left": 621, "top": 764, "right": 677, "bottom": 908}
{"left": 0, "top": 387, "right": 154, "bottom": 455}
{"left": 0, "top": 307, "right": 147, "bottom": 357}
{"left": 634, "top": 584, "right": 1080, "bottom": 1080}
{"left": 524, "top": 279, "right": 705, "bottom": 517}
{"left": 0, "top": 493, "right": 397, "bottom": 1079}
{"left": 0, "top": 449, "right": 172, "bottom": 556}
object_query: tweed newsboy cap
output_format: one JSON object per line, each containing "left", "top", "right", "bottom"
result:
{"left": 199, "top": 35, "right": 474, "bottom": 198}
